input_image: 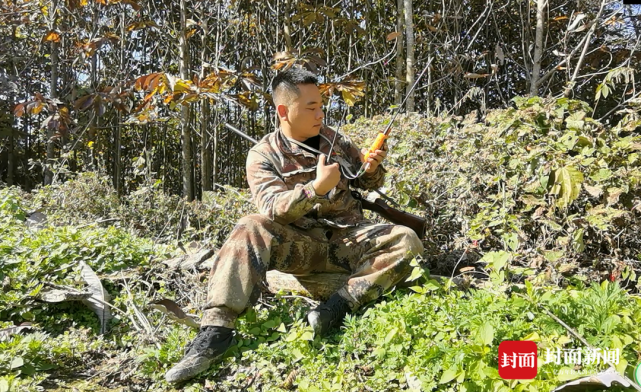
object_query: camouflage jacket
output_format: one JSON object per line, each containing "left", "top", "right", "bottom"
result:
{"left": 246, "top": 125, "right": 386, "bottom": 230}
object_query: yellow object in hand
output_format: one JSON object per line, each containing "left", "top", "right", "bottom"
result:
{"left": 363, "top": 133, "right": 388, "bottom": 162}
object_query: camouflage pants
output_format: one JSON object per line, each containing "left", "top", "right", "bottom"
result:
{"left": 201, "top": 214, "right": 424, "bottom": 328}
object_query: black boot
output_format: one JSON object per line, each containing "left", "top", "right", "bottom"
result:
{"left": 306, "top": 293, "right": 352, "bottom": 337}
{"left": 165, "top": 326, "right": 235, "bottom": 384}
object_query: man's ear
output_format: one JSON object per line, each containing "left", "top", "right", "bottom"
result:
{"left": 276, "top": 104, "right": 289, "bottom": 123}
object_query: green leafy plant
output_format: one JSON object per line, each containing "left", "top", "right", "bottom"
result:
{"left": 344, "top": 97, "right": 641, "bottom": 286}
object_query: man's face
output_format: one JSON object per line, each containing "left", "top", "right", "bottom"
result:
{"left": 281, "top": 83, "right": 324, "bottom": 141}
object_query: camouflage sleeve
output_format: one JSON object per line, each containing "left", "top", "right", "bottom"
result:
{"left": 336, "top": 132, "right": 387, "bottom": 191}
{"left": 246, "top": 149, "right": 326, "bottom": 225}
{"left": 352, "top": 161, "right": 386, "bottom": 190}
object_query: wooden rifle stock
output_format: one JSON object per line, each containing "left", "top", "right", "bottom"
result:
{"left": 351, "top": 191, "right": 427, "bottom": 239}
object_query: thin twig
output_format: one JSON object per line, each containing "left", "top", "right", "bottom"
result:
{"left": 335, "top": 39, "right": 398, "bottom": 81}
{"left": 450, "top": 245, "right": 471, "bottom": 280}
{"left": 538, "top": 303, "right": 592, "bottom": 348}
{"left": 75, "top": 218, "right": 121, "bottom": 229}
{"left": 563, "top": 0, "right": 610, "bottom": 97}
{"left": 524, "top": 294, "right": 641, "bottom": 391}
{"left": 43, "top": 282, "right": 128, "bottom": 317}
{"left": 281, "top": 295, "right": 318, "bottom": 307}
{"left": 122, "top": 275, "right": 154, "bottom": 335}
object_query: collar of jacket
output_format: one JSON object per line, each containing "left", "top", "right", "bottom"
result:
{"left": 276, "top": 126, "right": 334, "bottom": 159}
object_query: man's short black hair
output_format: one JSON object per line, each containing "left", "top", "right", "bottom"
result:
{"left": 271, "top": 67, "right": 319, "bottom": 106}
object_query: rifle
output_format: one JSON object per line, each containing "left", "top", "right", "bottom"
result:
{"left": 350, "top": 191, "right": 426, "bottom": 239}
{"left": 357, "top": 58, "right": 432, "bottom": 177}
{"left": 224, "top": 123, "right": 427, "bottom": 239}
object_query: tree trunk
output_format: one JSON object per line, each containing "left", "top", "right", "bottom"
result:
{"left": 283, "top": 0, "right": 293, "bottom": 53}
{"left": 201, "top": 105, "right": 212, "bottom": 193}
{"left": 45, "top": 0, "right": 59, "bottom": 186}
{"left": 23, "top": 107, "right": 31, "bottom": 190}
{"left": 7, "top": 121, "right": 14, "bottom": 187}
{"left": 200, "top": 19, "right": 212, "bottom": 193}
{"left": 213, "top": 114, "right": 218, "bottom": 186}
{"left": 212, "top": 2, "right": 221, "bottom": 186}
{"left": 7, "top": 55, "right": 16, "bottom": 186}
{"left": 113, "top": 111, "right": 122, "bottom": 195}
{"left": 87, "top": 3, "right": 99, "bottom": 174}
{"left": 394, "top": 0, "right": 405, "bottom": 105}
{"left": 519, "top": 0, "right": 532, "bottom": 91}
{"left": 114, "top": 9, "right": 126, "bottom": 195}
{"left": 529, "top": 0, "right": 546, "bottom": 96}
{"left": 427, "top": 43, "right": 432, "bottom": 115}
{"left": 179, "top": 0, "right": 194, "bottom": 200}
{"left": 404, "top": 0, "right": 415, "bottom": 112}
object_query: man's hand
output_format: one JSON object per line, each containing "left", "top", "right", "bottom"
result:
{"left": 312, "top": 154, "right": 341, "bottom": 196}
{"left": 360, "top": 142, "right": 387, "bottom": 173}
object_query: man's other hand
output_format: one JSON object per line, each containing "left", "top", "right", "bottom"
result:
{"left": 312, "top": 154, "right": 341, "bottom": 196}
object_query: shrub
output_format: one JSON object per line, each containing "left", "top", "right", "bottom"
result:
{"left": 344, "top": 97, "right": 641, "bottom": 287}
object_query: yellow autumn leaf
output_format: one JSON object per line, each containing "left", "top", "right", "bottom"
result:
{"left": 342, "top": 90, "right": 356, "bottom": 107}
{"left": 43, "top": 31, "right": 61, "bottom": 43}
{"left": 173, "top": 80, "right": 192, "bottom": 93}
{"left": 32, "top": 103, "right": 44, "bottom": 115}
{"left": 386, "top": 32, "right": 400, "bottom": 41}
{"left": 551, "top": 166, "right": 584, "bottom": 208}
{"left": 185, "top": 28, "right": 197, "bottom": 39}
{"left": 126, "top": 22, "right": 139, "bottom": 31}
{"left": 143, "top": 87, "right": 158, "bottom": 102}
{"left": 88, "top": 141, "right": 94, "bottom": 148}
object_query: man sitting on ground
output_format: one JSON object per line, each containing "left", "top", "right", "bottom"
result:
{"left": 165, "top": 67, "right": 424, "bottom": 384}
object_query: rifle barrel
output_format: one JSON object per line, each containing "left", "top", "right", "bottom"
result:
{"left": 224, "top": 123, "right": 258, "bottom": 144}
